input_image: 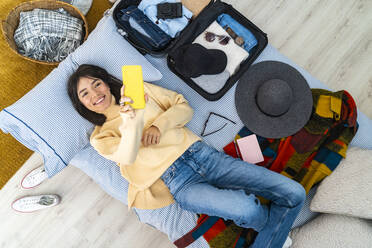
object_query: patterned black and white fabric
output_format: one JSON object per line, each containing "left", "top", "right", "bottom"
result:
{"left": 14, "top": 8, "right": 83, "bottom": 62}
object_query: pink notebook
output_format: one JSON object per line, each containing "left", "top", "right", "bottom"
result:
{"left": 236, "top": 134, "right": 264, "bottom": 164}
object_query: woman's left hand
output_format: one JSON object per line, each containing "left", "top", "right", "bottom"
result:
{"left": 142, "top": 125, "right": 161, "bottom": 147}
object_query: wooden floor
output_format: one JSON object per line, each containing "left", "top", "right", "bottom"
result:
{"left": 1, "top": 0, "right": 371, "bottom": 247}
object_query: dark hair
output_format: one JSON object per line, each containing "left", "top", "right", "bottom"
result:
{"left": 67, "top": 64, "right": 122, "bottom": 126}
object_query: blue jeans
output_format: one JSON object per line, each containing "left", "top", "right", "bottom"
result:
{"left": 119, "top": 6, "right": 171, "bottom": 49}
{"left": 161, "top": 141, "right": 306, "bottom": 248}
{"left": 217, "top": 14, "right": 258, "bottom": 52}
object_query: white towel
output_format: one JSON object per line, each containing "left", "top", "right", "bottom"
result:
{"left": 193, "top": 21, "right": 249, "bottom": 75}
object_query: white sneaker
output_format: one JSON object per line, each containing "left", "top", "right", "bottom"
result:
{"left": 21, "top": 166, "right": 48, "bottom": 189}
{"left": 11, "top": 195, "right": 61, "bottom": 213}
{"left": 282, "top": 233, "right": 293, "bottom": 248}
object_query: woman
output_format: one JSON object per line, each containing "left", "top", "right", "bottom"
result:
{"left": 68, "top": 64, "right": 305, "bottom": 248}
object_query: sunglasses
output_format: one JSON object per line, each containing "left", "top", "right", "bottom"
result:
{"left": 204, "top": 31, "right": 231, "bottom": 45}
{"left": 201, "top": 112, "right": 236, "bottom": 137}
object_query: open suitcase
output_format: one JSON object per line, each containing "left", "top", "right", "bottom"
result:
{"left": 113, "top": 0, "right": 268, "bottom": 101}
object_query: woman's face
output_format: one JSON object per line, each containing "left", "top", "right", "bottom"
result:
{"left": 77, "top": 76, "right": 113, "bottom": 113}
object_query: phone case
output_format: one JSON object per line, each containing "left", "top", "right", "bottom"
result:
{"left": 122, "top": 65, "right": 146, "bottom": 109}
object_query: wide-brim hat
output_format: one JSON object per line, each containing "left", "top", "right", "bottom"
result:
{"left": 235, "top": 61, "right": 313, "bottom": 138}
{"left": 172, "top": 43, "right": 227, "bottom": 78}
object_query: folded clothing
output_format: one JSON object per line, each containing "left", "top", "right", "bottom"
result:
{"left": 193, "top": 21, "right": 249, "bottom": 75}
{"left": 14, "top": 8, "right": 83, "bottom": 62}
{"left": 129, "top": 17, "right": 150, "bottom": 38}
{"left": 217, "top": 13, "right": 258, "bottom": 52}
{"left": 119, "top": 5, "right": 172, "bottom": 49}
{"left": 138, "top": 0, "right": 193, "bottom": 38}
{"left": 191, "top": 70, "right": 230, "bottom": 94}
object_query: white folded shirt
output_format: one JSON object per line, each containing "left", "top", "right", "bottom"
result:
{"left": 193, "top": 21, "right": 249, "bottom": 75}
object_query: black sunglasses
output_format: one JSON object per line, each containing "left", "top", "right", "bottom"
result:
{"left": 204, "top": 31, "right": 231, "bottom": 45}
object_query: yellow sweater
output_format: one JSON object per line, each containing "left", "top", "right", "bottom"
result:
{"left": 90, "top": 82, "right": 200, "bottom": 209}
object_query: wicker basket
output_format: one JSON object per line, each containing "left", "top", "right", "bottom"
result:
{"left": 1, "top": 0, "right": 89, "bottom": 65}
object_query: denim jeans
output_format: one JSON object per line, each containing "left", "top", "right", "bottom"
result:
{"left": 217, "top": 13, "right": 258, "bottom": 52}
{"left": 119, "top": 6, "right": 171, "bottom": 49}
{"left": 161, "top": 141, "right": 306, "bottom": 248}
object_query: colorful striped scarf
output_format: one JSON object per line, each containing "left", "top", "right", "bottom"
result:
{"left": 174, "top": 89, "right": 358, "bottom": 248}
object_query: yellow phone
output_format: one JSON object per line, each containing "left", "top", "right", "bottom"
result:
{"left": 122, "top": 65, "right": 146, "bottom": 109}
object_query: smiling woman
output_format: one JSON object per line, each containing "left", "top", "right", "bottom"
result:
{"left": 66, "top": 63, "right": 307, "bottom": 248}
{"left": 77, "top": 77, "right": 112, "bottom": 113}
{"left": 67, "top": 64, "right": 122, "bottom": 126}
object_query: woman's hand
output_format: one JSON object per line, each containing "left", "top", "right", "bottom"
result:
{"left": 119, "top": 85, "right": 149, "bottom": 118}
{"left": 142, "top": 125, "right": 161, "bottom": 147}
{"left": 119, "top": 85, "right": 136, "bottom": 118}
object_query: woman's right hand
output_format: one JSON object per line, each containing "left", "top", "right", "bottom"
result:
{"left": 119, "top": 85, "right": 135, "bottom": 118}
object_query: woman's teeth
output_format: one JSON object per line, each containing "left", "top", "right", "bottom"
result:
{"left": 94, "top": 96, "right": 105, "bottom": 105}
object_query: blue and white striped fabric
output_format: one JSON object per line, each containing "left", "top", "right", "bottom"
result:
{"left": 292, "top": 184, "right": 319, "bottom": 228}
{"left": 0, "top": 61, "right": 92, "bottom": 178}
{"left": 0, "top": 14, "right": 163, "bottom": 178}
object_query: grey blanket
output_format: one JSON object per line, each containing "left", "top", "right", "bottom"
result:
{"left": 14, "top": 8, "right": 83, "bottom": 62}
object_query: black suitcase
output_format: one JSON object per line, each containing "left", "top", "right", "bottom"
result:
{"left": 113, "top": 0, "right": 268, "bottom": 101}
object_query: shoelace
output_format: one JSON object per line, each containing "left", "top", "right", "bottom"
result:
{"left": 38, "top": 196, "right": 55, "bottom": 206}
